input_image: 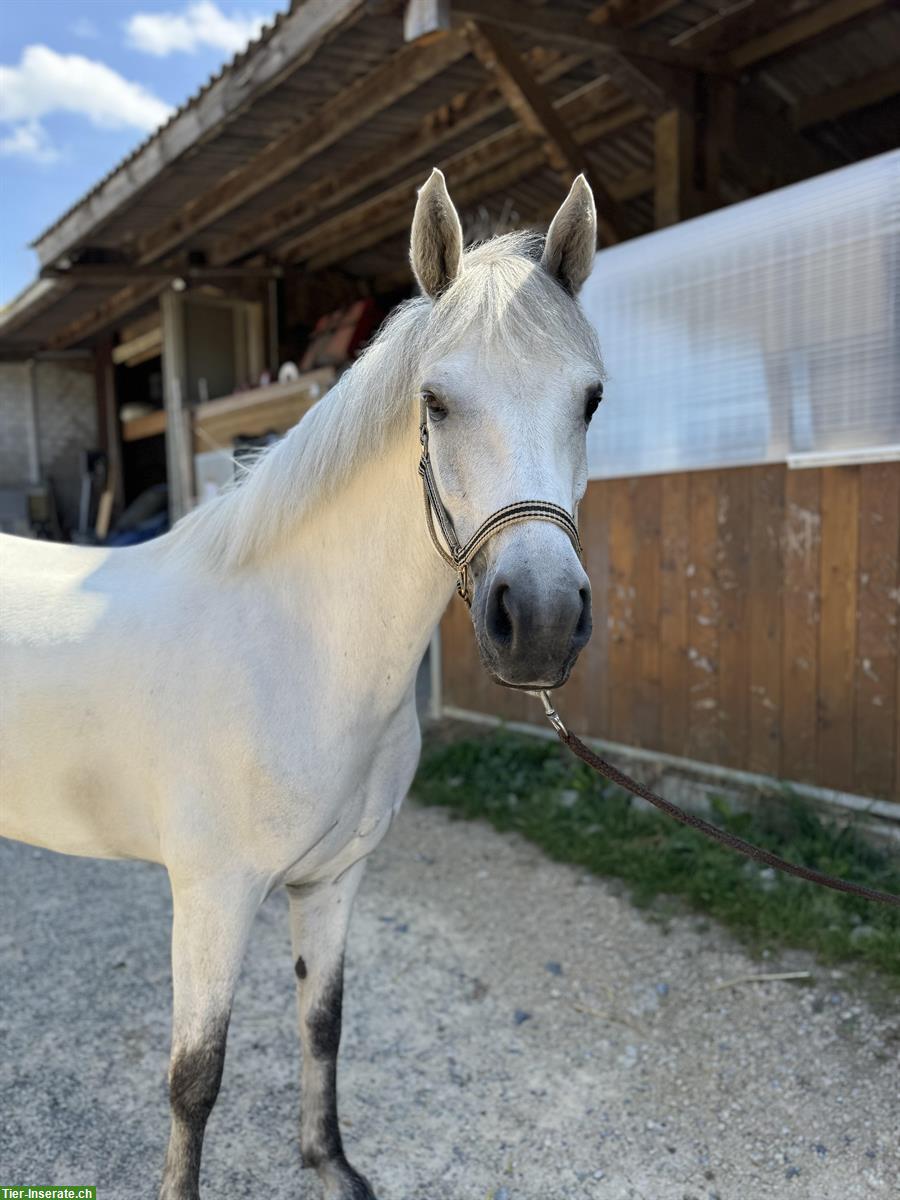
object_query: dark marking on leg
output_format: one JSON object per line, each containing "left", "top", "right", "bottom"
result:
{"left": 294, "top": 954, "right": 308, "bottom": 980}
{"left": 301, "top": 1062, "right": 343, "bottom": 1169}
{"left": 308, "top": 965, "right": 343, "bottom": 1061}
{"left": 169, "top": 1023, "right": 229, "bottom": 1128}
{"left": 163, "top": 1016, "right": 229, "bottom": 1192}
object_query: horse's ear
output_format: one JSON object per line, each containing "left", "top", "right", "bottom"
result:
{"left": 410, "top": 168, "right": 463, "bottom": 300}
{"left": 541, "top": 175, "right": 597, "bottom": 296}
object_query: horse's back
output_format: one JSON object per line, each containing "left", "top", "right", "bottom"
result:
{"left": 1, "top": 534, "right": 162, "bottom": 859}
{"left": 2, "top": 532, "right": 114, "bottom": 639}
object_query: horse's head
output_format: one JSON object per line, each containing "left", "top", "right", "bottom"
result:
{"left": 411, "top": 169, "right": 602, "bottom": 690}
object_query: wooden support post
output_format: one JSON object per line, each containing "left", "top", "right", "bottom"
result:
{"left": 160, "top": 290, "right": 193, "bottom": 523}
{"left": 25, "top": 359, "right": 41, "bottom": 486}
{"left": 94, "top": 337, "right": 125, "bottom": 514}
{"left": 266, "top": 278, "right": 280, "bottom": 374}
{"left": 654, "top": 108, "right": 697, "bottom": 228}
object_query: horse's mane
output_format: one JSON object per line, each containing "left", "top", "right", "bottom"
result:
{"left": 163, "top": 231, "right": 601, "bottom": 572}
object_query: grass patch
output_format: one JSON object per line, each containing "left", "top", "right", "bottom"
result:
{"left": 412, "top": 726, "right": 900, "bottom": 982}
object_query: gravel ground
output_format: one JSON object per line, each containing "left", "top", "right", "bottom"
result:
{"left": 1, "top": 803, "right": 898, "bottom": 1200}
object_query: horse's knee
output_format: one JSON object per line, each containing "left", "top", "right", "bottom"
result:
{"left": 169, "top": 1019, "right": 229, "bottom": 1130}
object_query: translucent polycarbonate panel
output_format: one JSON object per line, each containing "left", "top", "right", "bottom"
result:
{"left": 581, "top": 151, "right": 900, "bottom": 479}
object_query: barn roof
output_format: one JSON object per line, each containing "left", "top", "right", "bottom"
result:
{"left": 2, "top": 0, "right": 898, "bottom": 354}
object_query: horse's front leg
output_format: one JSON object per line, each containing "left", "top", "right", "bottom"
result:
{"left": 287, "top": 860, "right": 376, "bottom": 1200}
{"left": 159, "top": 874, "right": 263, "bottom": 1200}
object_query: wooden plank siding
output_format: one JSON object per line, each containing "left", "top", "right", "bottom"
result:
{"left": 440, "top": 462, "right": 900, "bottom": 804}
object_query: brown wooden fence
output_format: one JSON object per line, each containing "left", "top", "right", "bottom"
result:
{"left": 440, "top": 461, "right": 900, "bottom": 804}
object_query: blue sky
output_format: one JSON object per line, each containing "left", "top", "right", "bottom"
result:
{"left": 0, "top": 0, "right": 288, "bottom": 305}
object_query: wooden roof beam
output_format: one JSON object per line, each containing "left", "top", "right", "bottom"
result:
{"left": 603, "top": 0, "right": 685, "bottom": 26}
{"left": 724, "top": 82, "right": 839, "bottom": 193}
{"left": 305, "top": 161, "right": 653, "bottom": 273}
{"left": 729, "top": 0, "right": 885, "bottom": 70}
{"left": 452, "top": 0, "right": 723, "bottom": 71}
{"left": 790, "top": 63, "right": 900, "bottom": 129}
{"left": 465, "top": 22, "right": 628, "bottom": 244}
{"left": 671, "top": 0, "right": 788, "bottom": 56}
{"left": 45, "top": 281, "right": 169, "bottom": 352}
{"left": 130, "top": 30, "right": 470, "bottom": 267}
{"left": 212, "top": 0, "right": 701, "bottom": 267}
{"left": 209, "top": 44, "right": 597, "bottom": 266}
{"left": 41, "top": 263, "right": 284, "bottom": 284}
{"left": 281, "top": 100, "right": 647, "bottom": 268}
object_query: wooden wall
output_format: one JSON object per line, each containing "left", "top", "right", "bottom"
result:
{"left": 440, "top": 462, "right": 900, "bottom": 804}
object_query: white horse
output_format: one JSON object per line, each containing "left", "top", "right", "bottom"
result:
{"left": 1, "top": 170, "right": 603, "bottom": 1198}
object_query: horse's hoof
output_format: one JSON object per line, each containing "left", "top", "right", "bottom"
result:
{"left": 343, "top": 1176, "right": 377, "bottom": 1200}
{"left": 320, "top": 1157, "right": 378, "bottom": 1200}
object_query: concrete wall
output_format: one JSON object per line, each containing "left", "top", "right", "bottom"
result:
{"left": 0, "top": 359, "right": 97, "bottom": 533}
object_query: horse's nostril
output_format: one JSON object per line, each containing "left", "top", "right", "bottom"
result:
{"left": 575, "top": 586, "right": 592, "bottom": 643}
{"left": 487, "top": 582, "right": 514, "bottom": 645}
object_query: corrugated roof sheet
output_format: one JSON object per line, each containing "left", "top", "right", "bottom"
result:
{"left": 31, "top": 2, "right": 298, "bottom": 248}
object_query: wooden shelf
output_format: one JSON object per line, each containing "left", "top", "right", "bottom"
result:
{"left": 192, "top": 368, "right": 336, "bottom": 452}
{"left": 121, "top": 408, "right": 167, "bottom": 442}
{"left": 119, "top": 368, "right": 337, "bottom": 449}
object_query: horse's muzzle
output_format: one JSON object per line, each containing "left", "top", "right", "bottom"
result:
{"left": 473, "top": 562, "right": 592, "bottom": 689}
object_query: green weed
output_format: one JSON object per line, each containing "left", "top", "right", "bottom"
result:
{"left": 412, "top": 727, "right": 900, "bottom": 982}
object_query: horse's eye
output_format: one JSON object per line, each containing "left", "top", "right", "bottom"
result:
{"left": 422, "top": 390, "right": 448, "bottom": 421}
{"left": 585, "top": 383, "right": 604, "bottom": 424}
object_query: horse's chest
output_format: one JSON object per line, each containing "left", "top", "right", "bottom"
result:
{"left": 274, "top": 701, "right": 421, "bottom": 885}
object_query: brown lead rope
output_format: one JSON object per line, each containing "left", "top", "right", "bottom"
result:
{"left": 531, "top": 691, "right": 900, "bottom": 909}
{"left": 416, "top": 417, "right": 899, "bottom": 908}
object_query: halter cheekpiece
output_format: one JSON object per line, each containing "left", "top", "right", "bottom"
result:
{"left": 417, "top": 399, "right": 583, "bottom": 605}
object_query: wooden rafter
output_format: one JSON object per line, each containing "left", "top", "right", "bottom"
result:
{"left": 209, "top": 45, "right": 596, "bottom": 266}
{"left": 452, "top": 0, "right": 721, "bottom": 71}
{"left": 216, "top": 0, "right": 705, "bottom": 267}
{"left": 282, "top": 100, "right": 647, "bottom": 268}
{"left": 671, "top": 0, "right": 787, "bottom": 56}
{"left": 129, "top": 31, "right": 470, "bottom": 267}
{"left": 604, "top": 0, "right": 685, "bottom": 26}
{"left": 276, "top": 86, "right": 644, "bottom": 262}
{"left": 729, "top": 0, "right": 885, "bottom": 69}
{"left": 138, "top": 0, "right": 735, "bottom": 271}
{"left": 730, "top": 86, "right": 837, "bottom": 191}
{"left": 790, "top": 63, "right": 900, "bottom": 129}
{"left": 307, "top": 159, "right": 654, "bottom": 274}
{"left": 213, "top": 0, "right": 696, "bottom": 267}
{"left": 465, "top": 22, "right": 627, "bottom": 244}
{"left": 45, "top": 282, "right": 167, "bottom": 352}
{"left": 668, "top": 1, "right": 838, "bottom": 198}
{"left": 42, "top": 263, "right": 283, "bottom": 284}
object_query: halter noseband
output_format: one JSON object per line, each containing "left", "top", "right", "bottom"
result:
{"left": 417, "top": 399, "right": 583, "bottom": 606}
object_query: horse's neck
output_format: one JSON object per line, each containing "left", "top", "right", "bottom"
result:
{"left": 257, "top": 417, "right": 455, "bottom": 706}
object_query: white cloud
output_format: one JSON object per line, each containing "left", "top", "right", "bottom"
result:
{"left": 126, "top": 1, "right": 267, "bottom": 57}
{"left": 0, "top": 44, "right": 172, "bottom": 164}
{"left": 0, "top": 45, "right": 172, "bottom": 130}
{"left": 0, "top": 120, "right": 59, "bottom": 164}
{"left": 70, "top": 17, "right": 100, "bottom": 39}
